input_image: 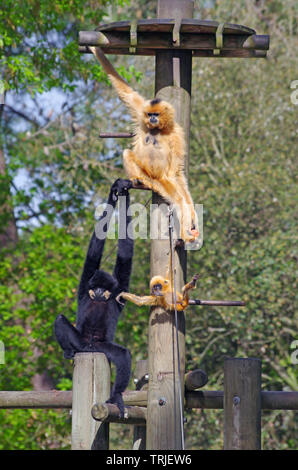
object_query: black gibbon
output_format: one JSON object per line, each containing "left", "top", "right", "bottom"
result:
{"left": 117, "top": 273, "right": 199, "bottom": 312}
{"left": 89, "top": 46, "right": 199, "bottom": 244}
{"left": 54, "top": 178, "right": 134, "bottom": 416}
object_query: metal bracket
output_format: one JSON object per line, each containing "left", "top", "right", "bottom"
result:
{"left": 172, "top": 18, "right": 182, "bottom": 47}
{"left": 129, "top": 20, "right": 138, "bottom": 53}
{"left": 213, "top": 22, "right": 225, "bottom": 55}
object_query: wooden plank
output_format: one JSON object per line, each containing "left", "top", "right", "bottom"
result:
{"left": 79, "top": 46, "right": 267, "bottom": 58}
{"left": 71, "top": 353, "right": 110, "bottom": 450}
{"left": 79, "top": 31, "right": 269, "bottom": 51}
{"left": 94, "top": 19, "right": 255, "bottom": 35}
{"left": 224, "top": 358, "right": 262, "bottom": 450}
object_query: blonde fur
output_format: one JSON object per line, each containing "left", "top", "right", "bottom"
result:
{"left": 117, "top": 272, "right": 199, "bottom": 312}
{"left": 90, "top": 47, "right": 198, "bottom": 242}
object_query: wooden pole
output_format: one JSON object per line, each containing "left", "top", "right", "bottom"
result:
{"left": 133, "top": 360, "right": 148, "bottom": 450}
{"left": 224, "top": 358, "right": 262, "bottom": 450}
{"left": 146, "top": 0, "right": 194, "bottom": 451}
{"left": 71, "top": 353, "right": 110, "bottom": 450}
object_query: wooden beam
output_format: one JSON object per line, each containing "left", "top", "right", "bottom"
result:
{"left": 185, "top": 369, "right": 208, "bottom": 391}
{"left": 0, "top": 390, "right": 72, "bottom": 409}
{"left": 185, "top": 390, "right": 224, "bottom": 409}
{"left": 79, "top": 46, "right": 267, "bottom": 58}
{"left": 91, "top": 402, "right": 147, "bottom": 425}
{"left": 0, "top": 388, "right": 296, "bottom": 410}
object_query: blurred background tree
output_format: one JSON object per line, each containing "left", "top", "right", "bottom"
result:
{"left": 0, "top": 0, "right": 297, "bottom": 450}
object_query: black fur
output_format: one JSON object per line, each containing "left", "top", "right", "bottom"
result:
{"left": 150, "top": 98, "right": 161, "bottom": 105}
{"left": 54, "top": 178, "right": 134, "bottom": 416}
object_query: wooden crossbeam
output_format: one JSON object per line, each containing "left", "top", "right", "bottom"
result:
{"left": 79, "top": 46, "right": 267, "bottom": 58}
{"left": 0, "top": 389, "right": 297, "bottom": 411}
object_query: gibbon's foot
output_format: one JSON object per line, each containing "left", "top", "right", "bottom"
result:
{"left": 190, "top": 274, "right": 200, "bottom": 288}
{"left": 182, "top": 231, "right": 198, "bottom": 244}
{"left": 190, "top": 228, "right": 199, "bottom": 238}
{"left": 106, "top": 392, "right": 125, "bottom": 418}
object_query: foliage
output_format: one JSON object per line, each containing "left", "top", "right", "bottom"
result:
{"left": 0, "top": 0, "right": 297, "bottom": 450}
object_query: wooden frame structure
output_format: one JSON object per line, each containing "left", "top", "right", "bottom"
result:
{"left": 0, "top": 357, "right": 297, "bottom": 450}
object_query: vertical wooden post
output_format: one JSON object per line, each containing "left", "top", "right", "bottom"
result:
{"left": 71, "top": 352, "right": 110, "bottom": 450}
{"left": 146, "top": 0, "right": 194, "bottom": 450}
{"left": 224, "top": 358, "right": 262, "bottom": 450}
{"left": 133, "top": 360, "right": 148, "bottom": 450}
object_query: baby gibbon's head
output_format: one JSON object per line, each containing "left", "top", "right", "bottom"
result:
{"left": 150, "top": 275, "right": 170, "bottom": 296}
{"left": 143, "top": 98, "right": 175, "bottom": 132}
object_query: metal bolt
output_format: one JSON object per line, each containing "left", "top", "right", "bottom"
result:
{"left": 158, "top": 397, "right": 166, "bottom": 406}
{"left": 233, "top": 396, "right": 240, "bottom": 406}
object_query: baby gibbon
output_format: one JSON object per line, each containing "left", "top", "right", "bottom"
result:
{"left": 89, "top": 46, "right": 198, "bottom": 243}
{"left": 116, "top": 273, "right": 199, "bottom": 312}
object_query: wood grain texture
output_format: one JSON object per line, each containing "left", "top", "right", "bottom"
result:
{"left": 71, "top": 353, "right": 110, "bottom": 450}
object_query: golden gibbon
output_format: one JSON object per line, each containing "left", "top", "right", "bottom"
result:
{"left": 89, "top": 46, "right": 199, "bottom": 243}
{"left": 116, "top": 272, "right": 199, "bottom": 312}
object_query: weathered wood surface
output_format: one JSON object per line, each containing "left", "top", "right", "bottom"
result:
{"left": 92, "top": 402, "right": 147, "bottom": 425}
{"left": 79, "top": 31, "right": 269, "bottom": 51}
{"left": 133, "top": 360, "right": 148, "bottom": 450}
{"left": 71, "top": 353, "right": 110, "bottom": 450}
{"left": 79, "top": 46, "right": 268, "bottom": 58}
{"left": 0, "top": 388, "right": 297, "bottom": 410}
{"left": 146, "top": 0, "right": 192, "bottom": 451}
{"left": 94, "top": 19, "right": 255, "bottom": 36}
{"left": 0, "top": 390, "right": 72, "bottom": 408}
{"left": 224, "top": 358, "right": 262, "bottom": 450}
{"left": 185, "top": 369, "right": 208, "bottom": 391}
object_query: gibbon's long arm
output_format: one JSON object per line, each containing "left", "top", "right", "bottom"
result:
{"left": 89, "top": 46, "right": 145, "bottom": 122}
{"left": 117, "top": 292, "right": 158, "bottom": 307}
{"left": 78, "top": 178, "right": 132, "bottom": 300}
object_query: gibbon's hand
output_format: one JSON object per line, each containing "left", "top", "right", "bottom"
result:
{"left": 111, "top": 178, "right": 133, "bottom": 202}
{"left": 116, "top": 292, "right": 125, "bottom": 305}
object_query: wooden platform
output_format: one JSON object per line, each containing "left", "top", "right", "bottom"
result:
{"left": 79, "top": 18, "right": 269, "bottom": 58}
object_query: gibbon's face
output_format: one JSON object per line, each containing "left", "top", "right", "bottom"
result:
{"left": 150, "top": 275, "right": 170, "bottom": 296}
{"left": 88, "top": 270, "right": 118, "bottom": 301}
{"left": 143, "top": 98, "right": 175, "bottom": 131}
